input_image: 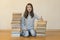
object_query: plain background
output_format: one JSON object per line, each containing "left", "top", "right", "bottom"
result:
{"left": 0, "top": 0, "right": 60, "bottom": 30}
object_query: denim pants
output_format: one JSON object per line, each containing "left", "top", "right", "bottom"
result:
{"left": 21, "top": 29, "right": 36, "bottom": 37}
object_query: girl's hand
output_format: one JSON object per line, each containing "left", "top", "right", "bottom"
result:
{"left": 24, "top": 27, "right": 28, "bottom": 31}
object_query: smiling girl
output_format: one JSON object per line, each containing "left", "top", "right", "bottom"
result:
{"left": 21, "top": 3, "right": 40, "bottom": 37}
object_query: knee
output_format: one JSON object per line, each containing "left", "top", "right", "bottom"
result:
{"left": 31, "top": 32, "right": 36, "bottom": 36}
{"left": 23, "top": 31, "right": 29, "bottom": 37}
{"left": 24, "top": 34, "right": 29, "bottom": 37}
{"left": 30, "top": 29, "right": 36, "bottom": 36}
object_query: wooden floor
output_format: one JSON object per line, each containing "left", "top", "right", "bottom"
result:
{"left": 0, "top": 30, "right": 60, "bottom": 40}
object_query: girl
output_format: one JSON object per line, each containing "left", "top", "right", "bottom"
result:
{"left": 21, "top": 3, "right": 40, "bottom": 37}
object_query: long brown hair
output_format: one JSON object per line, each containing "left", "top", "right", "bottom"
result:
{"left": 24, "top": 3, "right": 34, "bottom": 19}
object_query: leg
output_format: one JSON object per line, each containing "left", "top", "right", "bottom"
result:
{"left": 23, "top": 30, "right": 29, "bottom": 37}
{"left": 30, "top": 29, "right": 36, "bottom": 36}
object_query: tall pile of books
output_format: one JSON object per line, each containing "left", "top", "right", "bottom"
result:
{"left": 11, "top": 13, "right": 22, "bottom": 37}
{"left": 34, "top": 16, "right": 47, "bottom": 36}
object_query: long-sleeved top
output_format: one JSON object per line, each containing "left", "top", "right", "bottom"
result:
{"left": 21, "top": 14, "right": 40, "bottom": 30}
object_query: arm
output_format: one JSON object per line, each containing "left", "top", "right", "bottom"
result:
{"left": 34, "top": 14, "right": 40, "bottom": 20}
{"left": 21, "top": 16, "right": 27, "bottom": 30}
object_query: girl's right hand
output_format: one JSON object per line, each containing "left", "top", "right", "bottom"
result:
{"left": 24, "top": 27, "right": 28, "bottom": 31}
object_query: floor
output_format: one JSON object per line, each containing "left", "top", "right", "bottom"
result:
{"left": 0, "top": 30, "right": 60, "bottom": 40}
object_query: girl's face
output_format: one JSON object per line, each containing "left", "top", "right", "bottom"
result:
{"left": 27, "top": 5, "right": 32, "bottom": 13}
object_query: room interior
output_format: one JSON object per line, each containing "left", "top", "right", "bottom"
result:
{"left": 0, "top": 0, "right": 60, "bottom": 40}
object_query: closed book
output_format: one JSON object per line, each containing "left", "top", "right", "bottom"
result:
{"left": 37, "top": 24, "right": 46, "bottom": 27}
{"left": 12, "top": 18, "right": 21, "bottom": 21}
{"left": 36, "top": 26, "right": 46, "bottom": 28}
{"left": 36, "top": 30, "right": 46, "bottom": 32}
{"left": 36, "top": 32, "right": 46, "bottom": 34}
{"left": 11, "top": 24, "right": 21, "bottom": 26}
{"left": 11, "top": 31, "right": 20, "bottom": 37}
{"left": 13, "top": 15, "right": 21, "bottom": 17}
{"left": 12, "top": 27, "right": 20, "bottom": 29}
{"left": 37, "top": 34, "right": 46, "bottom": 36}
{"left": 36, "top": 27, "right": 46, "bottom": 30}
{"left": 12, "top": 29, "right": 20, "bottom": 31}
{"left": 12, "top": 27, "right": 21, "bottom": 29}
{"left": 11, "top": 21, "right": 21, "bottom": 24}
{"left": 13, "top": 13, "right": 22, "bottom": 16}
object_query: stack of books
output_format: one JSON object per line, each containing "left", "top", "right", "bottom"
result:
{"left": 11, "top": 13, "right": 22, "bottom": 37}
{"left": 34, "top": 16, "right": 47, "bottom": 36}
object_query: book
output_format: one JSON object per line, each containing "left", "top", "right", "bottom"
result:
{"left": 11, "top": 31, "right": 20, "bottom": 37}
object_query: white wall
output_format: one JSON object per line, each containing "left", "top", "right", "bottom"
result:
{"left": 0, "top": 0, "right": 60, "bottom": 30}
{"left": 0, "top": 0, "right": 12, "bottom": 30}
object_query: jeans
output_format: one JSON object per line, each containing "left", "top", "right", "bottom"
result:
{"left": 21, "top": 29, "right": 36, "bottom": 37}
